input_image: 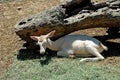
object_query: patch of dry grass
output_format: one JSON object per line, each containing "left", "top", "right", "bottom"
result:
{"left": 3, "top": 58, "right": 120, "bottom": 80}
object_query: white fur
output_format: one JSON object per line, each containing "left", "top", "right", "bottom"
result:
{"left": 30, "top": 30, "right": 108, "bottom": 62}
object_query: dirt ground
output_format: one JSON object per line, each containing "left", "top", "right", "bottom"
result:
{"left": 0, "top": 0, "right": 120, "bottom": 78}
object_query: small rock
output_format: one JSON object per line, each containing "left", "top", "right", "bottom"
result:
{"left": 17, "top": 6, "right": 22, "bottom": 11}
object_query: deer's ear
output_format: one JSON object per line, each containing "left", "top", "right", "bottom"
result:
{"left": 47, "top": 30, "right": 56, "bottom": 38}
{"left": 30, "top": 36, "right": 38, "bottom": 41}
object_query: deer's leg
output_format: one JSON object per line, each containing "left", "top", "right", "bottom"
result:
{"left": 57, "top": 49, "right": 74, "bottom": 58}
{"left": 80, "top": 46, "right": 104, "bottom": 62}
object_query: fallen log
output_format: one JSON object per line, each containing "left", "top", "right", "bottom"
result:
{"left": 15, "top": 0, "right": 120, "bottom": 50}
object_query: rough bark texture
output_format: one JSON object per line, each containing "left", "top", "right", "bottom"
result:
{"left": 15, "top": 0, "right": 120, "bottom": 50}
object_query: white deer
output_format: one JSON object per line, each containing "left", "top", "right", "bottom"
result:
{"left": 30, "top": 30, "right": 108, "bottom": 61}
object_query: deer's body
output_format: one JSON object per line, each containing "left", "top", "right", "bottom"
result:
{"left": 30, "top": 30, "right": 108, "bottom": 61}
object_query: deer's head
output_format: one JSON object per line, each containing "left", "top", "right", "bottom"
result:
{"left": 30, "top": 30, "right": 56, "bottom": 54}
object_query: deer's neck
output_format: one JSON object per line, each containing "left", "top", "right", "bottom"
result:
{"left": 46, "top": 38, "right": 58, "bottom": 51}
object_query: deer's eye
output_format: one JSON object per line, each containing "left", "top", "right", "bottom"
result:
{"left": 39, "top": 41, "right": 43, "bottom": 42}
{"left": 38, "top": 39, "right": 43, "bottom": 42}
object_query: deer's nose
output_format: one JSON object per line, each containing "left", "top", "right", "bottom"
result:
{"left": 40, "top": 49, "right": 45, "bottom": 54}
{"left": 40, "top": 51, "right": 45, "bottom": 54}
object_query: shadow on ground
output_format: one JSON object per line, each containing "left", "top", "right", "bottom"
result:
{"left": 94, "top": 34, "right": 120, "bottom": 58}
{"left": 17, "top": 34, "right": 120, "bottom": 65}
{"left": 17, "top": 48, "right": 57, "bottom": 65}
